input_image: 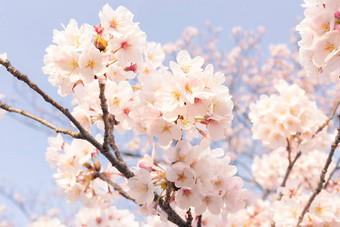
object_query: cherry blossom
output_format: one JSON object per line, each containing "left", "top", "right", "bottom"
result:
{"left": 127, "top": 168, "right": 155, "bottom": 205}
{"left": 249, "top": 80, "right": 331, "bottom": 152}
{"left": 1, "top": 2, "right": 340, "bottom": 227}
{"left": 297, "top": 0, "right": 340, "bottom": 80}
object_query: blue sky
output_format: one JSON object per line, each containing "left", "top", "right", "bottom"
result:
{"left": 0, "top": 0, "right": 304, "bottom": 225}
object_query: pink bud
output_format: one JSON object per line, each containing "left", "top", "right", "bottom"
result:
{"left": 124, "top": 63, "right": 138, "bottom": 73}
{"left": 138, "top": 161, "right": 153, "bottom": 172}
{"left": 94, "top": 24, "right": 104, "bottom": 35}
{"left": 335, "top": 11, "right": 340, "bottom": 19}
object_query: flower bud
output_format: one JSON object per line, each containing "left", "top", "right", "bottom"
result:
{"left": 93, "top": 161, "right": 101, "bottom": 172}
{"left": 83, "top": 162, "right": 93, "bottom": 170}
{"left": 94, "top": 35, "right": 108, "bottom": 52}
{"left": 124, "top": 63, "right": 138, "bottom": 73}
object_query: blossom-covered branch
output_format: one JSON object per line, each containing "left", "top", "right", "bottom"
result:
{"left": 0, "top": 58, "right": 103, "bottom": 151}
{"left": 296, "top": 115, "right": 340, "bottom": 226}
{"left": 314, "top": 100, "right": 340, "bottom": 136}
{"left": 94, "top": 172, "right": 135, "bottom": 202}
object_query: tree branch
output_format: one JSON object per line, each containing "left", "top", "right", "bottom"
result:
{"left": 0, "top": 59, "right": 135, "bottom": 178}
{"left": 277, "top": 139, "right": 301, "bottom": 200}
{"left": 323, "top": 158, "right": 340, "bottom": 189}
{"left": 94, "top": 172, "right": 135, "bottom": 202}
{"left": 97, "top": 82, "right": 187, "bottom": 225}
{"left": 186, "top": 208, "right": 193, "bottom": 226}
{"left": 296, "top": 115, "right": 340, "bottom": 226}
{"left": 98, "top": 82, "right": 122, "bottom": 162}
{"left": 157, "top": 196, "right": 188, "bottom": 227}
{"left": 313, "top": 100, "right": 340, "bottom": 136}
{"left": 0, "top": 59, "right": 103, "bottom": 151}
{"left": 0, "top": 101, "right": 81, "bottom": 138}
{"left": 97, "top": 82, "right": 133, "bottom": 178}
{"left": 98, "top": 82, "right": 111, "bottom": 155}
{"left": 0, "top": 58, "right": 188, "bottom": 227}
{"left": 197, "top": 215, "right": 202, "bottom": 227}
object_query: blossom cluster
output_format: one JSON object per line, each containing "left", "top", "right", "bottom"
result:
{"left": 0, "top": 2, "right": 336, "bottom": 227}
{"left": 227, "top": 189, "right": 340, "bottom": 227}
{"left": 249, "top": 80, "right": 331, "bottom": 152}
{"left": 226, "top": 199, "right": 272, "bottom": 227}
{"left": 75, "top": 206, "right": 139, "bottom": 227}
{"left": 297, "top": 0, "right": 340, "bottom": 80}
{"left": 127, "top": 141, "right": 247, "bottom": 218}
{"left": 252, "top": 147, "right": 335, "bottom": 190}
{"left": 39, "top": 4, "right": 247, "bottom": 226}
{"left": 272, "top": 189, "right": 340, "bottom": 226}
{"left": 69, "top": 49, "right": 234, "bottom": 147}
{"left": 46, "top": 134, "right": 122, "bottom": 208}
{"left": 43, "top": 4, "right": 234, "bottom": 148}
{"left": 43, "top": 5, "right": 147, "bottom": 95}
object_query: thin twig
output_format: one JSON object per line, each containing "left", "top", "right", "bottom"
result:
{"left": 0, "top": 58, "right": 103, "bottom": 151}
{"left": 313, "top": 100, "right": 340, "bottom": 136}
{"left": 287, "top": 138, "right": 292, "bottom": 163}
{"left": 296, "top": 115, "right": 340, "bottom": 226}
{"left": 282, "top": 146, "right": 301, "bottom": 190}
{"left": 0, "top": 187, "right": 30, "bottom": 220}
{"left": 94, "top": 172, "right": 135, "bottom": 202}
{"left": 0, "top": 101, "right": 81, "bottom": 138}
{"left": 277, "top": 139, "right": 301, "bottom": 200}
{"left": 109, "top": 136, "right": 124, "bottom": 162}
{"left": 277, "top": 151, "right": 301, "bottom": 199}
{"left": 324, "top": 158, "right": 340, "bottom": 189}
{"left": 262, "top": 189, "right": 272, "bottom": 200}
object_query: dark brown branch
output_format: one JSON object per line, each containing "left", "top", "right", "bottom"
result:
{"left": 287, "top": 138, "right": 292, "bottom": 163}
{"left": 197, "top": 215, "right": 202, "bottom": 227}
{"left": 314, "top": 100, "right": 340, "bottom": 136}
{"left": 165, "top": 180, "right": 172, "bottom": 205}
{"left": 98, "top": 81, "right": 186, "bottom": 226}
{"left": 324, "top": 158, "right": 340, "bottom": 189}
{"left": 0, "top": 59, "right": 103, "bottom": 151}
{"left": 97, "top": 82, "right": 133, "bottom": 178}
{"left": 296, "top": 115, "right": 340, "bottom": 226}
{"left": 0, "top": 59, "right": 135, "bottom": 178}
{"left": 277, "top": 139, "right": 301, "bottom": 200}
{"left": 0, "top": 58, "right": 188, "bottom": 227}
{"left": 186, "top": 208, "right": 193, "bottom": 226}
{"left": 99, "top": 82, "right": 111, "bottom": 155}
{"left": 98, "top": 82, "right": 124, "bottom": 162}
{"left": 109, "top": 135, "right": 124, "bottom": 163}
{"left": 0, "top": 101, "right": 81, "bottom": 138}
{"left": 278, "top": 151, "right": 301, "bottom": 193}
{"left": 262, "top": 189, "right": 272, "bottom": 200}
{"left": 94, "top": 172, "right": 135, "bottom": 202}
{"left": 157, "top": 196, "right": 188, "bottom": 227}
{"left": 121, "top": 151, "right": 143, "bottom": 158}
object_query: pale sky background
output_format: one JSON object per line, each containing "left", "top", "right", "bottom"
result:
{"left": 0, "top": 0, "right": 304, "bottom": 225}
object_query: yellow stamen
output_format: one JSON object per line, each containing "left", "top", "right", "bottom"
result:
{"left": 87, "top": 60, "right": 95, "bottom": 69}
